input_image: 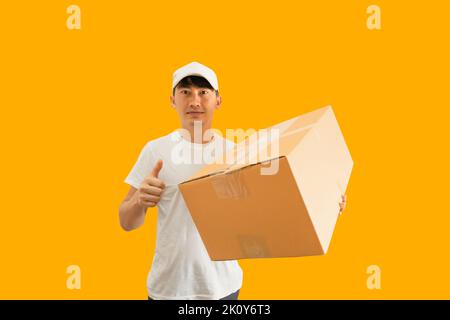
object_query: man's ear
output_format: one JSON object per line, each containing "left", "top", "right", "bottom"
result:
{"left": 170, "top": 95, "right": 176, "bottom": 108}
{"left": 215, "top": 94, "right": 222, "bottom": 109}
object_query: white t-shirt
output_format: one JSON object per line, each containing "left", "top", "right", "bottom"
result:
{"left": 124, "top": 130, "right": 243, "bottom": 300}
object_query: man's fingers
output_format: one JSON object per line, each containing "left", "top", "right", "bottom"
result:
{"left": 151, "top": 159, "right": 163, "bottom": 178}
{"left": 338, "top": 194, "right": 347, "bottom": 215}
{"left": 142, "top": 200, "right": 156, "bottom": 207}
{"left": 141, "top": 185, "right": 164, "bottom": 196}
{"left": 153, "top": 178, "right": 166, "bottom": 189}
{"left": 141, "top": 194, "right": 161, "bottom": 203}
{"left": 145, "top": 176, "right": 165, "bottom": 189}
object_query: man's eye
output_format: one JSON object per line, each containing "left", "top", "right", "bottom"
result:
{"left": 201, "top": 90, "right": 208, "bottom": 94}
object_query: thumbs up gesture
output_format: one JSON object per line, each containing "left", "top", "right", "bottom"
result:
{"left": 137, "top": 159, "right": 166, "bottom": 208}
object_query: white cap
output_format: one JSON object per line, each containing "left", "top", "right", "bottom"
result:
{"left": 172, "top": 61, "right": 219, "bottom": 91}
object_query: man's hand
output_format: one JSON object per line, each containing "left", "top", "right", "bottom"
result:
{"left": 137, "top": 159, "right": 165, "bottom": 208}
{"left": 339, "top": 194, "right": 347, "bottom": 215}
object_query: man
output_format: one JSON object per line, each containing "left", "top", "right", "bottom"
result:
{"left": 119, "top": 61, "right": 347, "bottom": 300}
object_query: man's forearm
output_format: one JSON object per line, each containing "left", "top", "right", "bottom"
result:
{"left": 119, "top": 192, "right": 147, "bottom": 231}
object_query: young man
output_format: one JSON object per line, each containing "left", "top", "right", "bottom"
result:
{"left": 119, "top": 62, "right": 347, "bottom": 300}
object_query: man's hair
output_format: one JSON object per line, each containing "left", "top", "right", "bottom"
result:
{"left": 173, "top": 76, "right": 219, "bottom": 96}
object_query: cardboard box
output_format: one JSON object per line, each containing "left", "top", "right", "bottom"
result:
{"left": 179, "top": 105, "right": 353, "bottom": 260}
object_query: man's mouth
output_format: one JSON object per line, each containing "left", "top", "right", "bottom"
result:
{"left": 186, "top": 111, "right": 205, "bottom": 114}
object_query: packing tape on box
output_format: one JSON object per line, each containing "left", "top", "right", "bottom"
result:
{"left": 210, "top": 169, "right": 249, "bottom": 199}
{"left": 237, "top": 234, "right": 270, "bottom": 258}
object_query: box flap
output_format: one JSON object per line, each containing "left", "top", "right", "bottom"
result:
{"left": 280, "top": 105, "right": 331, "bottom": 134}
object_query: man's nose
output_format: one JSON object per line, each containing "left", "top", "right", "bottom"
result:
{"left": 189, "top": 92, "right": 201, "bottom": 107}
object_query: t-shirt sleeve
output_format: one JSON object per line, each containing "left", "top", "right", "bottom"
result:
{"left": 124, "top": 142, "right": 156, "bottom": 189}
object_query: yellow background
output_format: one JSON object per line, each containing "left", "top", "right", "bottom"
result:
{"left": 1, "top": 1, "right": 449, "bottom": 299}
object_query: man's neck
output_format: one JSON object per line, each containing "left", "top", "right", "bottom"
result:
{"left": 179, "top": 125, "right": 214, "bottom": 144}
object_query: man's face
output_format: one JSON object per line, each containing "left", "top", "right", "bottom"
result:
{"left": 170, "top": 85, "right": 221, "bottom": 130}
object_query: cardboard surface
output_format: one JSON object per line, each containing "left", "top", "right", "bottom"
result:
{"left": 179, "top": 105, "right": 353, "bottom": 260}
